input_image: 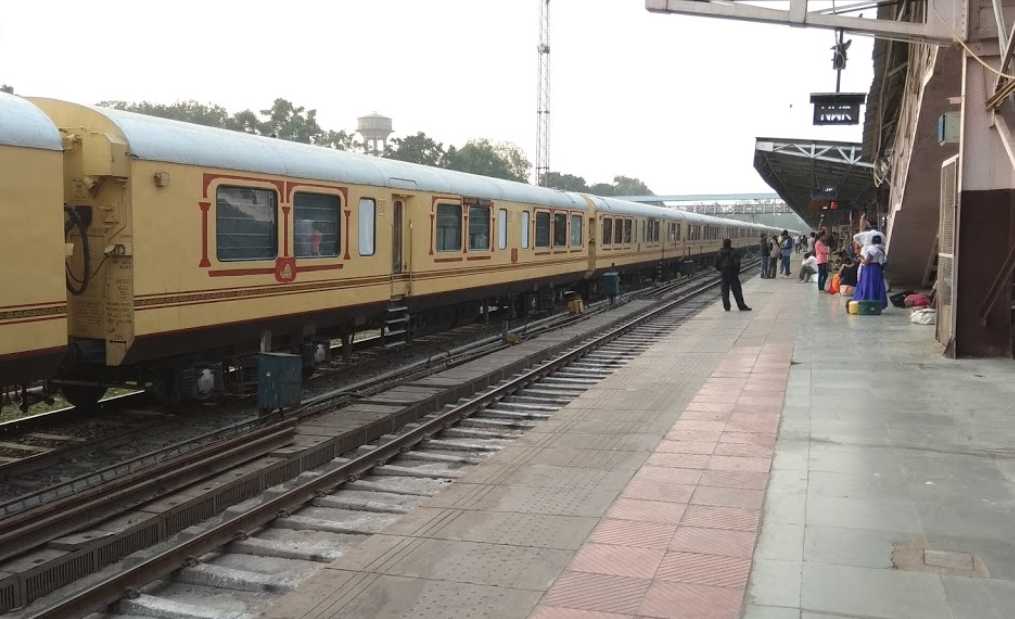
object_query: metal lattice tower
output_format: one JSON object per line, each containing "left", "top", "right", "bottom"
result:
{"left": 535, "top": 0, "right": 551, "bottom": 186}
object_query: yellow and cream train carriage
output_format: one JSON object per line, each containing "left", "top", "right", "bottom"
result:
{"left": 0, "top": 93, "right": 67, "bottom": 388}
{"left": 2, "top": 95, "right": 803, "bottom": 405}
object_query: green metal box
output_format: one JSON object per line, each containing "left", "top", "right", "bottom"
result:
{"left": 256, "top": 353, "right": 303, "bottom": 411}
{"left": 601, "top": 272, "right": 620, "bottom": 297}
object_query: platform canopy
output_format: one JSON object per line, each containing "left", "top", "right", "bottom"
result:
{"left": 753, "top": 137, "right": 875, "bottom": 229}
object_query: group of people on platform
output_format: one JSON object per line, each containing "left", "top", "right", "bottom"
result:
{"left": 794, "top": 219, "right": 889, "bottom": 311}
{"left": 759, "top": 229, "right": 796, "bottom": 279}
{"left": 716, "top": 218, "right": 889, "bottom": 314}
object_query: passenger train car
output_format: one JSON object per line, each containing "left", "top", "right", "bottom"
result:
{"left": 0, "top": 93, "right": 803, "bottom": 406}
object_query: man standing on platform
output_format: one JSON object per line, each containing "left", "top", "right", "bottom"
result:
{"left": 716, "top": 238, "right": 751, "bottom": 312}
{"left": 759, "top": 234, "right": 770, "bottom": 278}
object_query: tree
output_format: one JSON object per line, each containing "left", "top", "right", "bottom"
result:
{"left": 588, "top": 182, "right": 616, "bottom": 197}
{"left": 611, "top": 175, "right": 653, "bottom": 196}
{"left": 385, "top": 132, "right": 446, "bottom": 166}
{"left": 97, "top": 100, "right": 238, "bottom": 129}
{"left": 1, "top": 84, "right": 13, "bottom": 94}
{"left": 259, "top": 98, "right": 323, "bottom": 144}
{"left": 543, "top": 171, "right": 589, "bottom": 192}
{"left": 226, "top": 109, "right": 263, "bottom": 135}
{"left": 444, "top": 139, "right": 530, "bottom": 182}
{"left": 318, "top": 129, "right": 360, "bottom": 152}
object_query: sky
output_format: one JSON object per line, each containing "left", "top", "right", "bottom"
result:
{"left": 1, "top": 1, "right": 873, "bottom": 194}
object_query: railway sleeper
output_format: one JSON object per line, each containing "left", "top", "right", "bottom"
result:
{"left": 227, "top": 536, "right": 342, "bottom": 563}
{"left": 311, "top": 494, "right": 413, "bottom": 515}
{"left": 177, "top": 562, "right": 297, "bottom": 594}
{"left": 441, "top": 426, "right": 521, "bottom": 441}
{"left": 371, "top": 463, "right": 464, "bottom": 479}
{"left": 479, "top": 408, "right": 552, "bottom": 421}
{"left": 492, "top": 401, "right": 560, "bottom": 412}
{"left": 422, "top": 438, "right": 503, "bottom": 452}
{"left": 457, "top": 417, "right": 538, "bottom": 431}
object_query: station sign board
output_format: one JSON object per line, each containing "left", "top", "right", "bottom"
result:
{"left": 811, "top": 186, "right": 838, "bottom": 201}
{"left": 810, "top": 93, "right": 866, "bottom": 125}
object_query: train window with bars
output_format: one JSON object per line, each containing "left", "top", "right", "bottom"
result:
{"left": 602, "top": 218, "right": 613, "bottom": 245}
{"left": 294, "top": 192, "right": 340, "bottom": 258}
{"left": 358, "top": 198, "right": 376, "bottom": 256}
{"left": 497, "top": 209, "right": 508, "bottom": 250}
{"left": 535, "top": 211, "right": 551, "bottom": 248}
{"left": 624, "top": 219, "right": 633, "bottom": 244}
{"left": 436, "top": 203, "right": 462, "bottom": 252}
{"left": 521, "top": 211, "right": 530, "bottom": 248}
{"left": 469, "top": 205, "right": 491, "bottom": 251}
{"left": 216, "top": 185, "right": 278, "bottom": 262}
{"left": 571, "top": 214, "right": 583, "bottom": 247}
{"left": 553, "top": 213, "right": 567, "bottom": 247}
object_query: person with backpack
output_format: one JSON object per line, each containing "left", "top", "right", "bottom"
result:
{"left": 779, "top": 230, "right": 793, "bottom": 277}
{"left": 715, "top": 238, "right": 751, "bottom": 311}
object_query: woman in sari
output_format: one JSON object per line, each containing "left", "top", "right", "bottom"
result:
{"left": 852, "top": 234, "right": 888, "bottom": 309}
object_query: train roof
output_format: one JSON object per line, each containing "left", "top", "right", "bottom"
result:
{"left": 60, "top": 102, "right": 586, "bottom": 210}
{"left": 0, "top": 93, "right": 62, "bottom": 151}
{"left": 584, "top": 195, "right": 795, "bottom": 234}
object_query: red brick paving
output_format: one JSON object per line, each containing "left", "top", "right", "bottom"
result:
{"left": 589, "top": 519, "right": 679, "bottom": 548}
{"left": 533, "top": 342, "right": 789, "bottom": 618}
{"left": 606, "top": 498, "right": 688, "bottom": 524}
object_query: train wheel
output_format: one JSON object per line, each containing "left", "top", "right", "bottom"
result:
{"left": 62, "top": 385, "right": 107, "bottom": 410}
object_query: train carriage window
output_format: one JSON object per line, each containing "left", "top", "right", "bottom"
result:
{"left": 521, "top": 211, "right": 530, "bottom": 249}
{"left": 553, "top": 213, "right": 567, "bottom": 247}
{"left": 535, "top": 211, "right": 551, "bottom": 248}
{"left": 497, "top": 209, "right": 508, "bottom": 250}
{"left": 602, "top": 218, "right": 613, "bottom": 245}
{"left": 571, "top": 214, "right": 583, "bottom": 247}
{"left": 294, "top": 192, "right": 340, "bottom": 258}
{"left": 624, "top": 219, "right": 633, "bottom": 244}
{"left": 216, "top": 186, "right": 278, "bottom": 262}
{"left": 469, "top": 205, "right": 491, "bottom": 251}
{"left": 358, "top": 198, "right": 376, "bottom": 256}
{"left": 436, "top": 203, "right": 462, "bottom": 252}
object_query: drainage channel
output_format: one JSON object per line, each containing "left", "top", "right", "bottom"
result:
{"left": 21, "top": 279, "right": 721, "bottom": 619}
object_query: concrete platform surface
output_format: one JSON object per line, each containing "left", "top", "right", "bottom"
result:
{"left": 262, "top": 265, "right": 1015, "bottom": 619}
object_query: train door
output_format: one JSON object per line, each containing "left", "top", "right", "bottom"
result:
{"left": 393, "top": 200, "right": 403, "bottom": 274}
{"left": 390, "top": 196, "right": 411, "bottom": 298}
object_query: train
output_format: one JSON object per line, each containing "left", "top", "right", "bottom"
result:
{"left": 0, "top": 92, "right": 804, "bottom": 407}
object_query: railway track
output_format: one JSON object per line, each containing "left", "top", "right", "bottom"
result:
{"left": 1, "top": 262, "right": 754, "bottom": 616}
{"left": 0, "top": 316, "right": 566, "bottom": 515}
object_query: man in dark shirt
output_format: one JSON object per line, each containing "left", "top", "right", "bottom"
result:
{"left": 716, "top": 239, "right": 752, "bottom": 312}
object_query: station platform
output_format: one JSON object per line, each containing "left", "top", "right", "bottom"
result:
{"left": 262, "top": 263, "right": 1015, "bottom": 619}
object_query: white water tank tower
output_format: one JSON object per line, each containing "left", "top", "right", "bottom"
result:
{"left": 357, "top": 112, "right": 393, "bottom": 156}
